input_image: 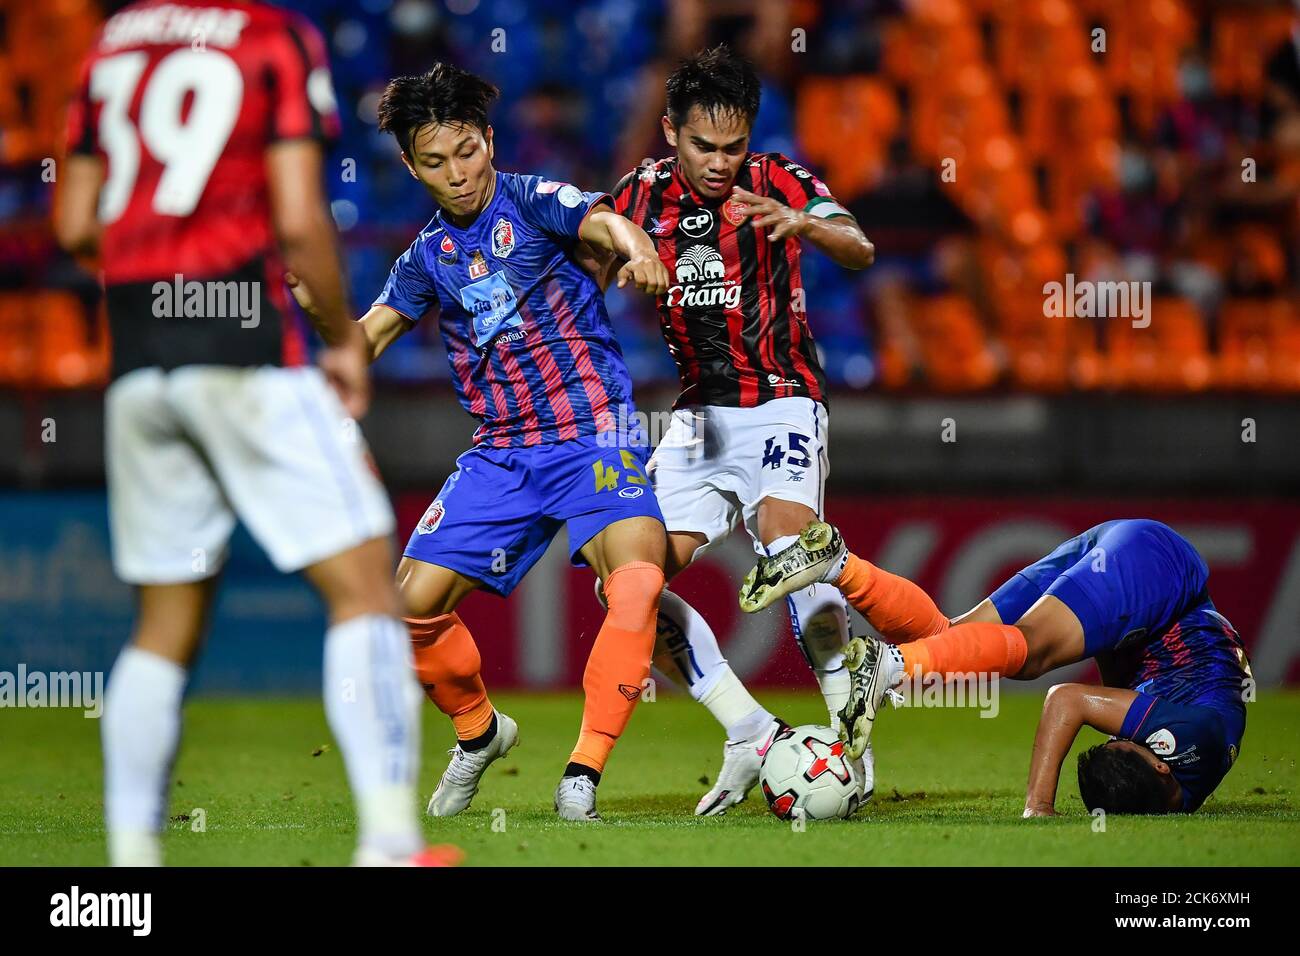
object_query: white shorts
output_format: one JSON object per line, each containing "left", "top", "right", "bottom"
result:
{"left": 647, "top": 397, "right": 829, "bottom": 557}
{"left": 106, "top": 365, "right": 395, "bottom": 584}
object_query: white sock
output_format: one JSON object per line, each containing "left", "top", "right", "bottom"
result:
{"left": 324, "top": 614, "right": 423, "bottom": 858}
{"left": 883, "top": 641, "right": 906, "bottom": 687}
{"left": 102, "top": 646, "right": 186, "bottom": 866}
{"left": 768, "top": 535, "right": 853, "bottom": 728}
{"left": 655, "top": 589, "right": 774, "bottom": 741}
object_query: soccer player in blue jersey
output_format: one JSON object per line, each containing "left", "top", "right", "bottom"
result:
{"left": 289, "top": 64, "right": 671, "bottom": 822}
{"left": 741, "top": 518, "right": 1250, "bottom": 814}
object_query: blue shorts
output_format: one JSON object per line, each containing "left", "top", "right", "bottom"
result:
{"left": 404, "top": 435, "right": 664, "bottom": 596}
{"left": 988, "top": 519, "right": 1209, "bottom": 657}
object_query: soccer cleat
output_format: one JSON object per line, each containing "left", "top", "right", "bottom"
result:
{"left": 837, "top": 636, "right": 900, "bottom": 761}
{"left": 695, "top": 717, "right": 790, "bottom": 816}
{"left": 353, "top": 844, "right": 465, "bottom": 867}
{"left": 554, "top": 774, "right": 601, "bottom": 822}
{"left": 427, "top": 712, "right": 519, "bottom": 817}
{"left": 739, "top": 521, "right": 849, "bottom": 613}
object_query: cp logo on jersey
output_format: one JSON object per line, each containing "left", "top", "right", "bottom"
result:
{"left": 492, "top": 217, "right": 516, "bottom": 258}
{"left": 679, "top": 209, "right": 714, "bottom": 238}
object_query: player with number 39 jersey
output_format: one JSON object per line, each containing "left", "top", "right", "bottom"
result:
{"left": 65, "top": 0, "right": 340, "bottom": 373}
{"left": 58, "top": 1, "right": 445, "bottom": 867}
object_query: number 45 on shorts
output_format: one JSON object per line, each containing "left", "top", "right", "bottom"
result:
{"left": 593, "top": 450, "right": 649, "bottom": 494}
{"left": 762, "top": 432, "right": 813, "bottom": 470}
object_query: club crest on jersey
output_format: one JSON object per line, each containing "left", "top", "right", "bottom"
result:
{"left": 468, "top": 250, "right": 489, "bottom": 280}
{"left": 492, "top": 217, "right": 515, "bottom": 258}
{"left": 722, "top": 197, "right": 747, "bottom": 226}
{"left": 416, "top": 500, "right": 446, "bottom": 535}
{"left": 438, "top": 233, "right": 457, "bottom": 264}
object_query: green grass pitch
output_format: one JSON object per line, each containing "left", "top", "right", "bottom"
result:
{"left": 2, "top": 690, "right": 1297, "bottom": 866}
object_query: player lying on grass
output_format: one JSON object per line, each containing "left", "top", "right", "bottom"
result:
{"left": 290, "top": 64, "right": 671, "bottom": 822}
{"left": 590, "top": 45, "right": 875, "bottom": 816}
{"left": 740, "top": 518, "right": 1250, "bottom": 814}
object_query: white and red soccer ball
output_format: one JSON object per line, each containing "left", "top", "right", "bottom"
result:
{"left": 759, "top": 724, "right": 869, "bottom": 821}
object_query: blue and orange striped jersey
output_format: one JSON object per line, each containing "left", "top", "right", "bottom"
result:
{"left": 375, "top": 171, "right": 634, "bottom": 447}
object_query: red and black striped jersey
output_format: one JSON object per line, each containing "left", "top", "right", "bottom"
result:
{"left": 611, "top": 152, "right": 847, "bottom": 409}
{"left": 64, "top": 0, "right": 340, "bottom": 376}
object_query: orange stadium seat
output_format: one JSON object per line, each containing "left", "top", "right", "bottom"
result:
{"left": 34, "top": 292, "right": 110, "bottom": 389}
{"left": 914, "top": 293, "right": 1000, "bottom": 392}
{"left": 0, "top": 293, "right": 37, "bottom": 386}
{"left": 1103, "top": 297, "right": 1211, "bottom": 392}
{"left": 1218, "top": 299, "right": 1300, "bottom": 392}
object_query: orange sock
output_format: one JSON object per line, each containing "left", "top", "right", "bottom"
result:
{"left": 838, "top": 553, "right": 949, "bottom": 643}
{"left": 406, "top": 613, "right": 495, "bottom": 741}
{"left": 898, "top": 622, "right": 1028, "bottom": 679}
{"left": 569, "top": 561, "right": 664, "bottom": 775}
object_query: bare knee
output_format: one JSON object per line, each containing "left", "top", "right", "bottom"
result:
{"left": 131, "top": 580, "right": 216, "bottom": 666}
{"left": 395, "top": 556, "right": 474, "bottom": 618}
{"left": 664, "top": 531, "right": 706, "bottom": 580}
{"left": 305, "top": 536, "right": 402, "bottom": 623}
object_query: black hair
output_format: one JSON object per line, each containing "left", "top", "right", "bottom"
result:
{"left": 665, "top": 44, "right": 761, "bottom": 129}
{"left": 1077, "top": 743, "right": 1171, "bottom": 815}
{"left": 377, "top": 63, "right": 500, "bottom": 157}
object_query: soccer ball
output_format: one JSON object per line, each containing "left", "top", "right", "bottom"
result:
{"left": 759, "top": 724, "right": 867, "bottom": 821}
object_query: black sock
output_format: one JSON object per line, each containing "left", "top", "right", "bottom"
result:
{"left": 458, "top": 712, "right": 498, "bottom": 752}
{"left": 564, "top": 762, "right": 601, "bottom": 786}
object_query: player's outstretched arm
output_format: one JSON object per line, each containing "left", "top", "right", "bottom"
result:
{"left": 283, "top": 280, "right": 414, "bottom": 368}
{"left": 578, "top": 208, "right": 670, "bottom": 295}
{"left": 267, "top": 140, "right": 355, "bottom": 344}
{"left": 53, "top": 155, "right": 105, "bottom": 257}
{"left": 1023, "top": 683, "right": 1135, "bottom": 817}
{"left": 730, "top": 186, "right": 874, "bottom": 269}
{"left": 268, "top": 140, "right": 376, "bottom": 418}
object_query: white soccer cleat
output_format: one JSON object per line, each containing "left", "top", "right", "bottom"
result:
{"left": 838, "top": 637, "right": 901, "bottom": 761}
{"left": 554, "top": 774, "right": 601, "bottom": 822}
{"left": 739, "top": 521, "right": 849, "bottom": 613}
{"left": 426, "top": 712, "right": 519, "bottom": 818}
{"left": 353, "top": 844, "right": 465, "bottom": 867}
{"left": 695, "top": 717, "right": 789, "bottom": 816}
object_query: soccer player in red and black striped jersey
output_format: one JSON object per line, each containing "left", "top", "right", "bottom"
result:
{"left": 58, "top": 0, "right": 447, "bottom": 866}
{"left": 602, "top": 45, "right": 876, "bottom": 815}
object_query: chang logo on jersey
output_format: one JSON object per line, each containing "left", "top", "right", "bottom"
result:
{"left": 668, "top": 245, "right": 741, "bottom": 310}
{"left": 679, "top": 209, "right": 714, "bottom": 238}
{"left": 460, "top": 271, "right": 523, "bottom": 347}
